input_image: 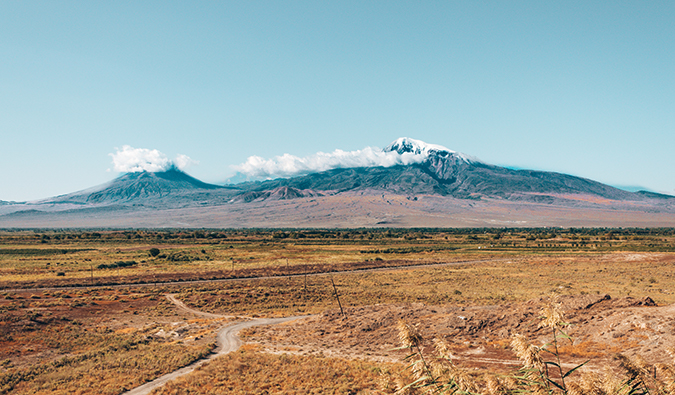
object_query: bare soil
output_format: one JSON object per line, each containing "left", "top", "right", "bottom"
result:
{"left": 0, "top": 289, "right": 224, "bottom": 372}
{"left": 243, "top": 294, "right": 673, "bottom": 373}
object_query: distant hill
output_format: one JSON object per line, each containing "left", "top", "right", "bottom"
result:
{"left": 635, "top": 190, "right": 675, "bottom": 200}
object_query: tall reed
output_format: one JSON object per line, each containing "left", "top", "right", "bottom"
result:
{"left": 389, "top": 295, "right": 675, "bottom": 394}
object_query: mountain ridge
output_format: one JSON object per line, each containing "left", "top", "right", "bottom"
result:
{"left": 1, "top": 138, "right": 673, "bottom": 228}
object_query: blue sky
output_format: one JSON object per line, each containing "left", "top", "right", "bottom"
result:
{"left": 1, "top": 1, "right": 674, "bottom": 201}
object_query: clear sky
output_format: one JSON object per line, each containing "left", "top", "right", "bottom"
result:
{"left": 1, "top": 1, "right": 674, "bottom": 201}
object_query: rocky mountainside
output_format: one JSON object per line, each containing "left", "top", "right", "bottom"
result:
{"left": 231, "top": 187, "right": 323, "bottom": 203}
{"left": 243, "top": 138, "right": 652, "bottom": 203}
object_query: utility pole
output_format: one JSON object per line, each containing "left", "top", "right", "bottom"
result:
{"left": 330, "top": 276, "right": 345, "bottom": 317}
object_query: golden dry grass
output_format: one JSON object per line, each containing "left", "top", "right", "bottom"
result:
{"left": 1, "top": 229, "right": 674, "bottom": 394}
{"left": 172, "top": 251, "right": 675, "bottom": 317}
{"left": 151, "top": 344, "right": 397, "bottom": 395}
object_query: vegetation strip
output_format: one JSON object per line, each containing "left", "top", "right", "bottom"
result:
{"left": 0, "top": 248, "right": 93, "bottom": 255}
{"left": 0, "top": 257, "right": 511, "bottom": 292}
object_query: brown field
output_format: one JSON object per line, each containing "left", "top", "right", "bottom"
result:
{"left": 1, "top": 228, "right": 675, "bottom": 394}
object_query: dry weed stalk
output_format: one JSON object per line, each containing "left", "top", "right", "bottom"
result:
{"left": 510, "top": 333, "right": 544, "bottom": 371}
{"left": 392, "top": 319, "right": 484, "bottom": 394}
{"left": 484, "top": 375, "right": 508, "bottom": 395}
{"left": 394, "top": 320, "right": 435, "bottom": 393}
{"left": 390, "top": 294, "right": 675, "bottom": 394}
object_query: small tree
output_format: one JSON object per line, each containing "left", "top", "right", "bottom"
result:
{"left": 149, "top": 248, "right": 160, "bottom": 257}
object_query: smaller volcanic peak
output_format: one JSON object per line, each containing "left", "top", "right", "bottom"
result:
{"left": 45, "top": 167, "right": 231, "bottom": 205}
{"left": 86, "top": 167, "right": 223, "bottom": 203}
{"left": 121, "top": 167, "right": 221, "bottom": 191}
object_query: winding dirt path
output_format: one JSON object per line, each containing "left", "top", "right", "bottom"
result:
{"left": 165, "top": 293, "right": 238, "bottom": 319}
{"left": 122, "top": 295, "right": 310, "bottom": 395}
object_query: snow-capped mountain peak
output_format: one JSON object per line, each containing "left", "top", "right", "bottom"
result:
{"left": 383, "top": 137, "right": 478, "bottom": 164}
{"left": 384, "top": 137, "right": 450, "bottom": 155}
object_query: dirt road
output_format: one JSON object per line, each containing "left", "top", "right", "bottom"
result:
{"left": 165, "top": 293, "right": 237, "bottom": 319}
{"left": 5, "top": 257, "right": 513, "bottom": 292}
{"left": 122, "top": 295, "right": 310, "bottom": 395}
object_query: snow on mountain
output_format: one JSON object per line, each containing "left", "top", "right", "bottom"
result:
{"left": 384, "top": 137, "right": 480, "bottom": 164}
{"left": 384, "top": 137, "right": 452, "bottom": 155}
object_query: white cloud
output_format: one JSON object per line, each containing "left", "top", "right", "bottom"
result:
{"left": 109, "top": 146, "right": 196, "bottom": 173}
{"left": 233, "top": 146, "right": 428, "bottom": 179}
{"left": 174, "top": 154, "right": 199, "bottom": 170}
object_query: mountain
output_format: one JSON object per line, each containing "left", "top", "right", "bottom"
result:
{"left": 44, "top": 167, "right": 237, "bottom": 205}
{"left": 1, "top": 138, "right": 673, "bottom": 228}
{"left": 244, "top": 138, "right": 646, "bottom": 203}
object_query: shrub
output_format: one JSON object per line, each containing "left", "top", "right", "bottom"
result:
{"left": 96, "top": 261, "right": 137, "bottom": 270}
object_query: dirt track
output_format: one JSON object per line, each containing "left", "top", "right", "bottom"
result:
{"left": 165, "top": 293, "right": 237, "bottom": 319}
{"left": 122, "top": 295, "right": 311, "bottom": 395}
{"left": 3, "top": 257, "right": 512, "bottom": 292}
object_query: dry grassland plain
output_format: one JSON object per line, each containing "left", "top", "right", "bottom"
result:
{"left": 1, "top": 228, "right": 674, "bottom": 394}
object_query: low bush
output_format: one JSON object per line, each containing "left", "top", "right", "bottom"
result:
{"left": 96, "top": 261, "right": 137, "bottom": 270}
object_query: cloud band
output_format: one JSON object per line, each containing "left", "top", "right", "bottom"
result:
{"left": 232, "top": 146, "right": 428, "bottom": 179}
{"left": 110, "top": 146, "right": 197, "bottom": 173}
